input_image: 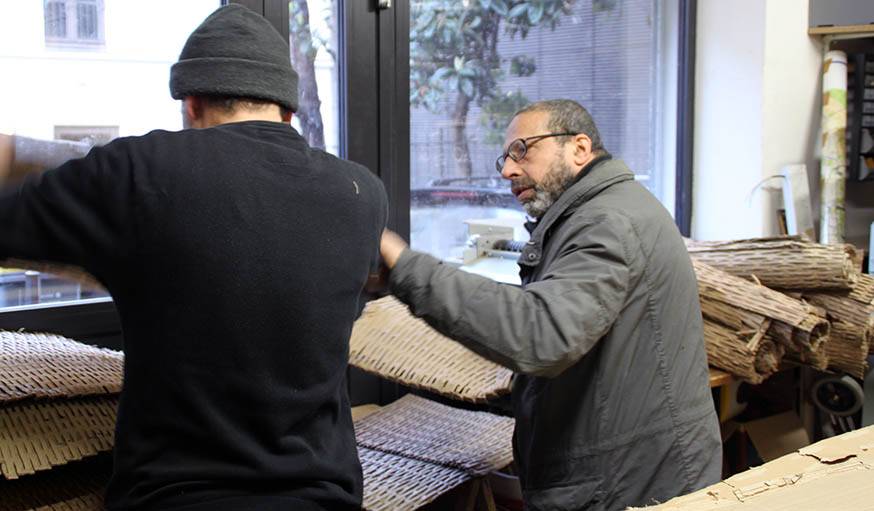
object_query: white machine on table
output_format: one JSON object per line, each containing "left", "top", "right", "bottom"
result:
{"left": 455, "top": 218, "right": 526, "bottom": 286}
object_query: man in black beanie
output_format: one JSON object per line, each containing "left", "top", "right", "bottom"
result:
{"left": 0, "top": 4, "right": 386, "bottom": 510}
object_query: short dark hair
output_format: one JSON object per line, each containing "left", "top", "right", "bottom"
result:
{"left": 200, "top": 95, "right": 292, "bottom": 119}
{"left": 514, "top": 99, "right": 605, "bottom": 153}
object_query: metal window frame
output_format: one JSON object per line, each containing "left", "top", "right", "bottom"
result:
{"left": 675, "top": 0, "right": 696, "bottom": 236}
{"left": 5, "top": 0, "right": 694, "bottom": 378}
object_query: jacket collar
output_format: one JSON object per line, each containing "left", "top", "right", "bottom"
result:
{"left": 519, "top": 157, "right": 635, "bottom": 268}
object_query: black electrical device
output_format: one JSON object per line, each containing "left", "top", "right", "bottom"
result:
{"left": 848, "top": 53, "right": 874, "bottom": 181}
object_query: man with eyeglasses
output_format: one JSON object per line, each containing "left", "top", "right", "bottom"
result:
{"left": 380, "top": 99, "right": 721, "bottom": 510}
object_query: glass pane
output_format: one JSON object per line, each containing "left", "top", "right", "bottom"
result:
{"left": 44, "top": 1, "right": 66, "bottom": 39}
{"left": 410, "top": 0, "right": 671, "bottom": 273}
{"left": 0, "top": 0, "right": 222, "bottom": 309}
{"left": 76, "top": 2, "right": 98, "bottom": 40}
{"left": 288, "top": 0, "right": 340, "bottom": 156}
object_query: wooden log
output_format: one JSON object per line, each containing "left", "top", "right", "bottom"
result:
{"left": 686, "top": 236, "right": 858, "bottom": 290}
{"left": 694, "top": 260, "right": 830, "bottom": 368}
{"left": 702, "top": 319, "right": 782, "bottom": 384}
{"left": 791, "top": 274, "right": 874, "bottom": 378}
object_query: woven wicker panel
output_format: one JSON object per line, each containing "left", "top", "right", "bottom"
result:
{"left": 359, "top": 446, "right": 469, "bottom": 511}
{"left": 0, "top": 396, "right": 118, "bottom": 479}
{"left": 349, "top": 297, "right": 513, "bottom": 403}
{"left": 0, "top": 455, "right": 110, "bottom": 511}
{"left": 0, "top": 331, "right": 123, "bottom": 403}
{"left": 694, "top": 260, "right": 829, "bottom": 366}
{"left": 355, "top": 394, "right": 514, "bottom": 476}
{"left": 685, "top": 237, "right": 858, "bottom": 290}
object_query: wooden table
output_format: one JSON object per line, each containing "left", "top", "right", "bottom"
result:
{"left": 709, "top": 368, "right": 734, "bottom": 388}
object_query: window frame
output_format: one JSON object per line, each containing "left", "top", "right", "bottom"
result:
{"left": 54, "top": 125, "right": 119, "bottom": 146}
{"left": 2, "top": 0, "right": 695, "bottom": 377}
{"left": 675, "top": 0, "right": 697, "bottom": 236}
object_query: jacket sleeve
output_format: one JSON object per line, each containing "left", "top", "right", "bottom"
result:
{"left": 389, "top": 213, "right": 633, "bottom": 378}
{"left": 0, "top": 142, "right": 133, "bottom": 273}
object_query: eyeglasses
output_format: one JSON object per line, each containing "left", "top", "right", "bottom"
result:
{"left": 495, "top": 132, "right": 578, "bottom": 173}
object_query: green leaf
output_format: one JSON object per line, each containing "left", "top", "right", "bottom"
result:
{"left": 491, "top": 0, "right": 509, "bottom": 17}
{"left": 528, "top": 3, "right": 544, "bottom": 24}
{"left": 418, "top": 9, "right": 435, "bottom": 28}
{"left": 446, "top": 75, "right": 459, "bottom": 91}
{"left": 468, "top": 15, "right": 482, "bottom": 29}
{"left": 432, "top": 66, "right": 454, "bottom": 81}
{"left": 460, "top": 78, "right": 475, "bottom": 98}
{"left": 508, "top": 3, "right": 528, "bottom": 18}
{"left": 459, "top": 66, "right": 476, "bottom": 78}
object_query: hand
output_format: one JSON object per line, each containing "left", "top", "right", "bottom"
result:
{"left": 363, "top": 262, "right": 389, "bottom": 295}
{"left": 0, "top": 134, "right": 12, "bottom": 187}
{"left": 380, "top": 228, "right": 408, "bottom": 269}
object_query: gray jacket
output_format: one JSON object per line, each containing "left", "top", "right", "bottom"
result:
{"left": 389, "top": 158, "right": 721, "bottom": 510}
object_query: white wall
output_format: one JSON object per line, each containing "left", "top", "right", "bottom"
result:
{"left": 0, "top": 1, "right": 220, "bottom": 139}
{"left": 692, "top": 0, "right": 766, "bottom": 240}
{"left": 692, "top": 0, "right": 823, "bottom": 241}
{"left": 761, "top": 0, "right": 822, "bottom": 236}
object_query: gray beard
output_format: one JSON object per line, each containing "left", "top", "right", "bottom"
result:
{"left": 521, "top": 159, "right": 578, "bottom": 218}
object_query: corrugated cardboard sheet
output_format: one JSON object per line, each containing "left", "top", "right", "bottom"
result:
{"left": 0, "top": 396, "right": 118, "bottom": 479}
{"left": 633, "top": 425, "right": 874, "bottom": 510}
{"left": 0, "top": 331, "right": 123, "bottom": 403}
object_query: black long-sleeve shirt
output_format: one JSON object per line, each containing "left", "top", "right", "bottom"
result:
{"left": 0, "top": 121, "right": 388, "bottom": 510}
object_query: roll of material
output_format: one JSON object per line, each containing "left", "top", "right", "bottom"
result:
{"left": 820, "top": 50, "right": 848, "bottom": 244}
{"left": 14, "top": 135, "right": 91, "bottom": 170}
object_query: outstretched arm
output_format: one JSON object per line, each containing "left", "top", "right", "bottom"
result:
{"left": 0, "top": 134, "right": 92, "bottom": 188}
{"left": 380, "top": 215, "right": 633, "bottom": 378}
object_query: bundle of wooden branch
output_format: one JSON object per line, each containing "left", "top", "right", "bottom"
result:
{"left": 685, "top": 237, "right": 859, "bottom": 290}
{"left": 687, "top": 236, "right": 871, "bottom": 380}
{"left": 789, "top": 274, "right": 874, "bottom": 378}
{"left": 693, "top": 259, "right": 830, "bottom": 382}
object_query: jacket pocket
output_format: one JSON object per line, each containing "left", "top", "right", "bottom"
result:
{"left": 523, "top": 476, "right": 604, "bottom": 511}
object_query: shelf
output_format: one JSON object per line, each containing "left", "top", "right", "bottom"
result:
{"left": 810, "top": 24, "right": 874, "bottom": 36}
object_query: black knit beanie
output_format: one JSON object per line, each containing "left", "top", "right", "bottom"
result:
{"left": 169, "top": 4, "right": 299, "bottom": 112}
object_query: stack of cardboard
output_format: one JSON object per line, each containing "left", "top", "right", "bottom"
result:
{"left": 349, "top": 296, "right": 516, "bottom": 509}
{"left": 688, "top": 236, "right": 873, "bottom": 381}
{"left": 0, "top": 331, "right": 122, "bottom": 510}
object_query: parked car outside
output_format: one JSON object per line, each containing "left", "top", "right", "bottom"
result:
{"left": 410, "top": 176, "right": 529, "bottom": 262}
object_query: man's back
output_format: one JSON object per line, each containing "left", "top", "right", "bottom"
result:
{"left": 0, "top": 121, "right": 387, "bottom": 510}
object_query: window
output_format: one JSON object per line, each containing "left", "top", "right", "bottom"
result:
{"left": 288, "top": 0, "right": 340, "bottom": 156}
{"left": 44, "top": 0, "right": 105, "bottom": 46}
{"left": 1, "top": 1, "right": 224, "bottom": 318}
{"left": 409, "top": 0, "right": 679, "bottom": 267}
{"left": 0, "top": 1, "right": 344, "bottom": 345}
{"left": 54, "top": 125, "right": 118, "bottom": 146}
